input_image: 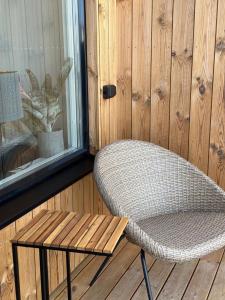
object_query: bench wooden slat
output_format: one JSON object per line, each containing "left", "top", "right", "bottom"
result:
{"left": 43, "top": 212, "right": 76, "bottom": 247}
{"left": 85, "top": 216, "right": 114, "bottom": 251}
{"left": 11, "top": 210, "right": 48, "bottom": 242}
{"left": 53, "top": 213, "right": 83, "bottom": 246}
{"left": 93, "top": 217, "right": 121, "bottom": 253}
{"left": 103, "top": 218, "right": 128, "bottom": 254}
{"left": 60, "top": 214, "right": 91, "bottom": 248}
{"left": 69, "top": 215, "right": 99, "bottom": 248}
{"left": 12, "top": 210, "right": 128, "bottom": 254}
{"left": 18, "top": 211, "right": 55, "bottom": 244}
{"left": 35, "top": 212, "right": 69, "bottom": 246}
{"left": 77, "top": 215, "right": 106, "bottom": 250}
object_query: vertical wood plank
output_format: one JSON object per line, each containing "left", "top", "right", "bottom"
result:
{"left": 98, "top": 0, "right": 110, "bottom": 148}
{"left": 188, "top": 0, "right": 218, "bottom": 172}
{"left": 150, "top": 0, "right": 173, "bottom": 148}
{"left": 93, "top": 181, "right": 103, "bottom": 214}
{"left": 114, "top": 0, "right": 132, "bottom": 141}
{"left": 60, "top": 186, "right": 73, "bottom": 212}
{"left": 83, "top": 174, "right": 94, "bottom": 214}
{"left": 72, "top": 179, "right": 84, "bottom": 213}
{"left": 0, "top": 224, "right": 15, "bottom": 300}
{"left": 33, "top": 200, "right": 48, "bottom": 299}
{"left": 16, "top": 213, "right": 37, "bottom": 300}
{"left": 208, "top": 0, "right": 225, "bottom": 189}
{"left": 169, "top": 0, "right": 195, "bottom": 158}
{"left": 86, "top": 0, "right": 100, "bottom": 153}
{"left": 108, "top": 0, "right": 117, "bottom": 143}
{"left": 132, "top": 0, "right": 152, "bottom": 141}
{"left": 47, "top": 198, "right": 59, "bottom": 294}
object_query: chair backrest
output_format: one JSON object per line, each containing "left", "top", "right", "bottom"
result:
{"left": 94, "top": 140, "right": 225, "bottom": 221}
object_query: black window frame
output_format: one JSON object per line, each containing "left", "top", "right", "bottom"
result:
{"left": 0, "top": 0, "right": 94, "bottom": 229}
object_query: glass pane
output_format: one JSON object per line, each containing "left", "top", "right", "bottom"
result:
{"left": 0, "top": 0, "right": 83, "bottom": 187}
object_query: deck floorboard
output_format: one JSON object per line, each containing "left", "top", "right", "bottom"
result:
{"left": 51, "top": 242, "right": 225, "bottom": 300}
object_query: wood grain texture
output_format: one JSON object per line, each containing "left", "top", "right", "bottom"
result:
{"left": 188, "top": 0, "right": 218, "bottom": 172}
{"left": 150, "top": 0, "right": 173, "bottom": 148}
{"left": 182, "top": 249, "right": 224, "bottom": 300}
{"left": 132, "top": 0, "right": 152, "bottom": 141}
{"left": 16, "top": 212, "right": 37, "bottom": 300}
{"left": 98, "top": 0, "right": 110, "bottom": 148}
{"left": 208, "top": 0, "right": 225, "bottom": 189}
{"left": 86, "top": 0, "right": 100, "bottom": 153}
{"left": 108, "top": 0, "right": 117, "bottom": 144}
{"left": 115, "top": 0, "right": 132, "bottom": 141}
{"left": 169, "top": 0, "right": 195, "bottom": 158}
{"left": 51, "top": 243, "right": 225, "bottom": 300}
{"left": 13, "top": 210, "right": 127, "bottom": 255}
{"left": 208, "top": 251, "right": 225, "bottom": 300}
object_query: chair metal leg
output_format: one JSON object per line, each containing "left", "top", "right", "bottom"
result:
{"left": 89, "top": 255, "right": 111, "bottom": 286}
{"left": 66, "top": 251, "right": 72, "bottom": 300}
{"left": 140, "top": 249, "right": 154, "bottom": 300}
{"left": 39, "top": 248, "right": 49, "bottom": 300}
{"left": 12, "top": 244, "right": 21, "bottom": 300}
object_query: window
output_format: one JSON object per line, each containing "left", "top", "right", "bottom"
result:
{"left": 0, "top": 0, "right": 88, "bottom": 189}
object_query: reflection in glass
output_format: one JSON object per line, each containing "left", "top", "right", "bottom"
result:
{"left": 0, "top": 0, "right": 83, "bottom": 187}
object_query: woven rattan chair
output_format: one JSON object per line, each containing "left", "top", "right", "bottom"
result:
{"left": 94, "top": 140, "right": 225, "bottom": 300}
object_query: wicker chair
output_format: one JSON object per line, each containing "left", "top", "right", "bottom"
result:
{"left": 94, "top": 140, "right": 225, "bottom": 300}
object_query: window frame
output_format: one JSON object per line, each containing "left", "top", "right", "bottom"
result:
{"left": 0, "top": 0, "right": 93, "bottom": 229}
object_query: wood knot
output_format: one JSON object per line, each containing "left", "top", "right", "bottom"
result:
{"left": 176, "top": 111, "right": 190, "bottom": 123}
{"left": 144, "top": 95, "right": 151, "bottom": 105}
{"left": 157, "top": 13, "right": 166, "bottom": 27}
{"left": 176, "top": 111, "right": 181, "bottom": 118}
{"left": 132, "top": 92, "right": 141, "bottom": 102}
{"left": 199, "top": 83, "right": 206, "bottom": 95}
{"left": 210, "top": 143, "right": 225, "bottom": 160}
{"left": 72, "top": 285, "right": 76, "bottom": 292}
{"left": 217, "top": 149, "right": 225, "bottom": 160}
{"left": 98, "top": 3, "right": 104, "bottom": 14}
{"left": 210, "top": 143, "right": 217, "bottom": 152}
{"left": 155, "top": 87, "right": 165, "bottom": 100}
{"left": 88, "top": 67, "right": 98, "bottom": 80}
{"left": 216, "top": 38, "right": 225, "bottom": 52}
{"left": 171, "top": 51, "right": 176, "bottom": 57}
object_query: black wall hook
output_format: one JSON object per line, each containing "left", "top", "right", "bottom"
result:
{"left": 103, "top": 85, "right": 117, "bottom": 99}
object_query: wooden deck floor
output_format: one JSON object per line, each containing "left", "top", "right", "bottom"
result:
{"left": 50, "top": 239, "right": 225, "bottom": 300}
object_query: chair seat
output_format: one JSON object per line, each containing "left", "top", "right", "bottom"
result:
{"left": 137, "top": 211, "right": 225, "bottom": 261}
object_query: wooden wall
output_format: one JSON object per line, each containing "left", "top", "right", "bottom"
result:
{"left": 89, "top": 0, "right": 225, "bottom": 191}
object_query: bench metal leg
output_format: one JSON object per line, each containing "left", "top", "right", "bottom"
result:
{"left": 89, "top": 255, "right": 110, "bottom": 286}
{"left": 12, "top": 244, "right": 21, "bottom": 300}
{"left": 140, "top": 249, "right": 153, "bottom": 300}
{"left": 66, "top": 251, "right": 72, "bottom": 300}
{"left": 39, "top": 248, "right": 49, "bottom": 300}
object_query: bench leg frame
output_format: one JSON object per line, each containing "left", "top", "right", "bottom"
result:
{"left": 12, "top": 234, "right": 125, "bottom": 300}
{"left": 12, "top": 244, "right": 21, "bottom": 300}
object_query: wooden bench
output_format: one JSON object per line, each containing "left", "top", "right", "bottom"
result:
{"left": 11, "top": 210, "right": 128, "bottom": 300}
